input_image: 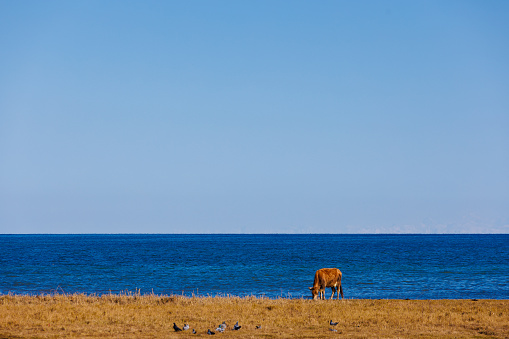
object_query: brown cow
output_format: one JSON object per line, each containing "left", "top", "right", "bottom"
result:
{"left": 309, "top": 268, "right": 344, "bottom": 300}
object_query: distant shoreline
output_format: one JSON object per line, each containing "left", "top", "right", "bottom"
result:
{"left": 2, "top": 233, "right": 509, "bottom": 235}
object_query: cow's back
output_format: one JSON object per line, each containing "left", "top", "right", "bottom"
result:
{"left": 315, "top": 268, "right": 342, "bottom": 287}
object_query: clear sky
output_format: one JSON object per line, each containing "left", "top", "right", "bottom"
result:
{"left": 1, "top": 1, "right": 508, "bottom": 234}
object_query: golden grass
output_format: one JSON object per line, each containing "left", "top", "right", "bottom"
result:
{"left": 0, "top": 293, "right": 508, "bottom": 338}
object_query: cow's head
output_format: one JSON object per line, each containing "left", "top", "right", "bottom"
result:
{"left": 309, "top": 286, "right": 320, "bottom": 300}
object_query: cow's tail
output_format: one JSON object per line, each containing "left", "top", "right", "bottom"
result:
{"left": 339, "top": 284, "right": 344, "bottom": 299}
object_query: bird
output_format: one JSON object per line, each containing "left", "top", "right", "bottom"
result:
{"left": 329, "top": 328, "right": 338, "bottom": 332}
{"left": 183, "top": 324, "right": 189, "bottom": 331}
{"left": 173, "top": 323, "right": 182, "bottom": 332}
{"left": 330, "top": 320, "right": 339, "bottom": 326}
{"left": 207, "top": 329, "right": 215, "bottom": 335}
{"left": 215, "top": 327, "right": 225, "bottom": 333}
{"left": 192, "top": 329, "right": 196, "bottom": 334}
{"left": 233, "top": 321, "right": 241, "bottom": 330}
{"left": 255, "top": 325, "right": 262, "bottom": 329}
{"left": 219, "top": 322, "right": 227, "bottom": 330}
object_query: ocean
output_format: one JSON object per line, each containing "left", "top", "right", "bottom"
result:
{"left": 1, "top": 234, "right": 508, "bottom": 299}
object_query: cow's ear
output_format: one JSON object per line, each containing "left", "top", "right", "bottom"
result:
{"left": 308, "top": 287, "right": 312, "bottom": 290}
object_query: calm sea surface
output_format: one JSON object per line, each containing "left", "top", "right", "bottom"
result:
{"left": 1, "top": 234, "right": 508, "bottom": 299}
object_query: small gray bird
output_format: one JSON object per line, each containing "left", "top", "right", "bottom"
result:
{"left": 233, "top": 321, "right": 241, "bottom": 330}
{"left": 173, "top": 323, "right": 182, "bottom": 332}
{"left": 330, "top": 320, "right": 339, "bottom": 326}
{"left": 183, "top": 324, "right": 190, "bottom": 331}
{"left": 255, "top": 325, "right": 262, "bottom": 329}
{"left": 192, "top": 329, "right": 196, "bottom": 334}
{"left": 219, "top": 322, "right": 227, "bottom": 330}
{"left": 207, "top": 329, "right": 215, "bottom": 335}
{"left": 215, "top": 327, "right": 224, "bottom": 333}
{"left": 329, "top": 328, "right": 338, "bottom": 332}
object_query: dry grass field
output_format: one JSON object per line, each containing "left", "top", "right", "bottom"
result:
{"left": 0, "top": 293, "right": 508, "bottom": 338}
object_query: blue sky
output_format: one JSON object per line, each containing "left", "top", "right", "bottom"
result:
{"left": 1, "top": 1, "right": 508, "bottom": 233}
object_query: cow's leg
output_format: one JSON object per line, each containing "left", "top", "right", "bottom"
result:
{"left": 330, "top": 286, "right": 336, "bottom": 299}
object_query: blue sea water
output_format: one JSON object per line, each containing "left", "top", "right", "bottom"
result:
{"left": 0, "top": 234, "right": 508, "bottom": 299}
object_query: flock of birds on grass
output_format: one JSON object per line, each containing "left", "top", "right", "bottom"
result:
{"left": 173, "top": 321, "right": 243, "bottom": 335}
{"left": 172, "top": 319, "right": 340, "bottom": 334}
